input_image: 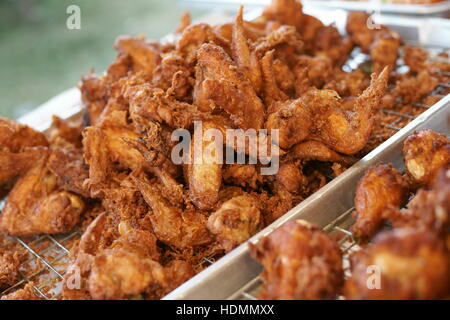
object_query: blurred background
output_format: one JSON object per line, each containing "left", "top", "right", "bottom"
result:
{"left": 0, "top": 0, "right": 212, "bottom": 119}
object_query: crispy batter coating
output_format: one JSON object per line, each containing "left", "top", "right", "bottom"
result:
{"left": 207, "top": 194, "right": 262, "bottom": 252}
{"left": 250, "top": 220, "right": 343, "bottom": 300}
{"left": 403, "top": 129, "right": 450, "bottom": 187}
{"left": 88, "top": 229, "right": 161, "bottom": 300}
{"left": 387, "top": 165, "right": 450, "bottom": 233}
{"left": 267, "top": 67, "right": 389, "bottom": 153}
{"left": 48, "top": 138, "right": 90, "bottom": 198}
{"left": 132, "top": 173, "right": 213, "bottom": 249}
{"left": 0, "top": 250, "right": 23, "bottom": 290}
{"left": 394, "top": 70, "right": 439, "bottom": 103}
{"left": 345, "top": 228, "right": 450, "bottom": 300}
{"left": 352, "top": 163, "right": 410, "bottom": 241}
{"left": 186, "top": 121, "right": 223, "bottom": 210}
{"left": 194, "top": 43, "right": 265, "bottom": 130}
{"left": 290, "top": 140, "right": 357, "bottom": 166}
{"left": 1, "top": 283, "right": 41, "bottom": 300}
{"left": 0, "top": 118, "right": 48, "bottom": 152}
{"left": 0, "top": 146, "right": 47, "bottom": 187}
{"left": 0, "top": 155, "right": 84, "bottom": 236}
{"left": 113, "top": 35, "right": 161, "bottom": 76}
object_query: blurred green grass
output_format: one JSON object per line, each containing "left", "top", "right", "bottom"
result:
{"left": 0, "top": 0, "right": 207, "bottom": 119}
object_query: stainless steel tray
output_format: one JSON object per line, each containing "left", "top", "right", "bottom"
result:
{"left": 163, "top": 12, "right": 450, "bottom": 299}
{"left": 164, "top": 88, "right": 450, "bottom": 301}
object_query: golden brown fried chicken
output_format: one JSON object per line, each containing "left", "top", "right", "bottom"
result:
{"left": 345, "top": 228, "right": 450, "bottom": 300}
{"left": 1, "top": 283, "right": 41, "bottom": 300}
{"left": 267, "top": 67, "right": 389, "bottom": 153}
{"left": 294, "top": 55, "right": 333, "bottom": 91}
{"left": 113, "top": 35, "right": 161, "bottom": 77}
{"left": 48, "top": 115, "right": 83, "bottom": 148}
{"left": 0, "top": 154, "right": 84, "bottom": 236}
{"left": 48, "top": 138, "right": 90, "bottom": 198}
{"left": 250, "top": 220, "right": 344, "bottom": 300}
{"left": 0, "top": 250, "right": 24, "bottom": 290}
{"left": 262, "top": 0, "right": 305, "bottom": 34}
{"left": 313, "top": 25, "right": 353, "bottom": 67}
{"left": 207, "top": 194, "right": 262, "bottom": 252}
{"left": 352, "top": 163, "right": 410, "bottom": 241}
{"left": 290, "top": 140, "right": 358, "bottom": 166}
{"left": 403, "top": 45, "right": 428, "bottom": 73}
{"left": 0, "top": 118, "right": 48, "bottom": 152}
{"left": 370, "top": 30, "right": 401, "bottom": 74}
{"left": 252, "top": 25, "right": 303, "bottom": 58}
{"left": 232, "top": 6, "right": 262, "bottom": 93}
{"left": 275, "top": 162, "right": 306, "bottom": 194}
{"left": 176, "top": 23, "right": 230, "bottom": 64}
{"left": 260, "top": 50, "right": 289, "bottom": 107}
{"left": 88, "top": 229, "right": 162, "bottom": 300}
{"left": 393, "top": 70, "right": 439, "bottom": 103}
{"left": 324, "top": 69, "right": 369, "bottom": 97}
{"left": 346, "top": 12, "right": 401, "bottom": 73}
{"left": 186, "top": 121, "right": 223, "bottom": 210}
{"left": 132, "top": 173, "right": 213, "bottom": 249}
{"left": 79, "top": 73, "right": 109, "bottom": 126}
{"left": 403, "top": 129, "right": 450, "bottom": 187}
{"left": 0, "top": 146, "right": 47, "bottom": 187}
{"left": 151, "top": 52, "right": 193, "bottom": 101}
{"left": 223, "top": 164, "right": 262, "bottom": 189}
{"left": 387, "top": 165, "right": 450, "bottom": 233}
{"left": 194, "top": 43, "right": 265, "bottom": 130}
{"left": 346, "top": 12, "right": 375, "bottom": 53}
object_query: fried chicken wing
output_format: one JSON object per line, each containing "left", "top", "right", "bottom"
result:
{"left": 207, "top": 194, "right": 262, "bottom": 252}
{"left": 0, "top": 146, "right": 47, "bottom": 186}
{"left": 267, "top": 67, "right": 389, "bottom": 152}
{"left": 393, "top": 70, "right": 439, "bottom": 103}
{"left": 0, "top": 250, "right": 24, "bottom": 290}
{"left": 0, "top": 155, "right": 84, "bottom": 236}
{"left": 387, "top": 165, "right": 450, "bottom": 233}
{"left": 1, "top": 283, "right": 41, "bottom": 300}
{"left": 250, "top": 220, "right": 344, "bottom": 300}
{"left": 223, "top": 164, "right": 262, "bottom": 189}
{"left": 345, "top": 228, "right": 450, "bottom": 300}
{"left": 113, "top": 35, "right": 161, "bottom": 76}
{"left": 88, "top": 229, "right": 162, "bottom": 300}
{"left": 132, "top": 173, "right": 212, "bottom": 249}
{"left": 48, "top": 138, "right": 90, "bottom": 198}
{"left": 403, "top": 129, "right": 450, "bottom": 187}
{"left": 290, "top": 140, "right": 358, "bottom": 166}
{"left": 0, "top": 118, "right": 48, "bottom": 152}
{"left": 194, "top": 43, "right": 265, "bottom": 130}
{"left": 232, "top": 6, "right": 262, "bottom": 93}
{"left": 260, "top": 50, "right": 289, "bottom": 107}
{"left": 186, "top": 121, "right": 223, "bottom": 210}
{"left": 352, "top": 163, "right": 410, "bottom": 241}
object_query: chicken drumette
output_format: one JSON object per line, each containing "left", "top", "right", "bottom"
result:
{"left": 250, "top": 220, "right": 344, "bottom": 300}
{"left": 345, "top": 227, "right": 450, "bottom": 300}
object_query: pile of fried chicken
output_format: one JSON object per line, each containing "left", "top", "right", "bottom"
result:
{"left": 0, "top": 0, "right": 449, "bottom": 300}
{"left": 251, "top": 129, "right": 450, "bottom": 299}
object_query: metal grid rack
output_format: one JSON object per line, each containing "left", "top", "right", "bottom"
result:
{"left": 0, "top": 47, "right": 449, "bottom": 301}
